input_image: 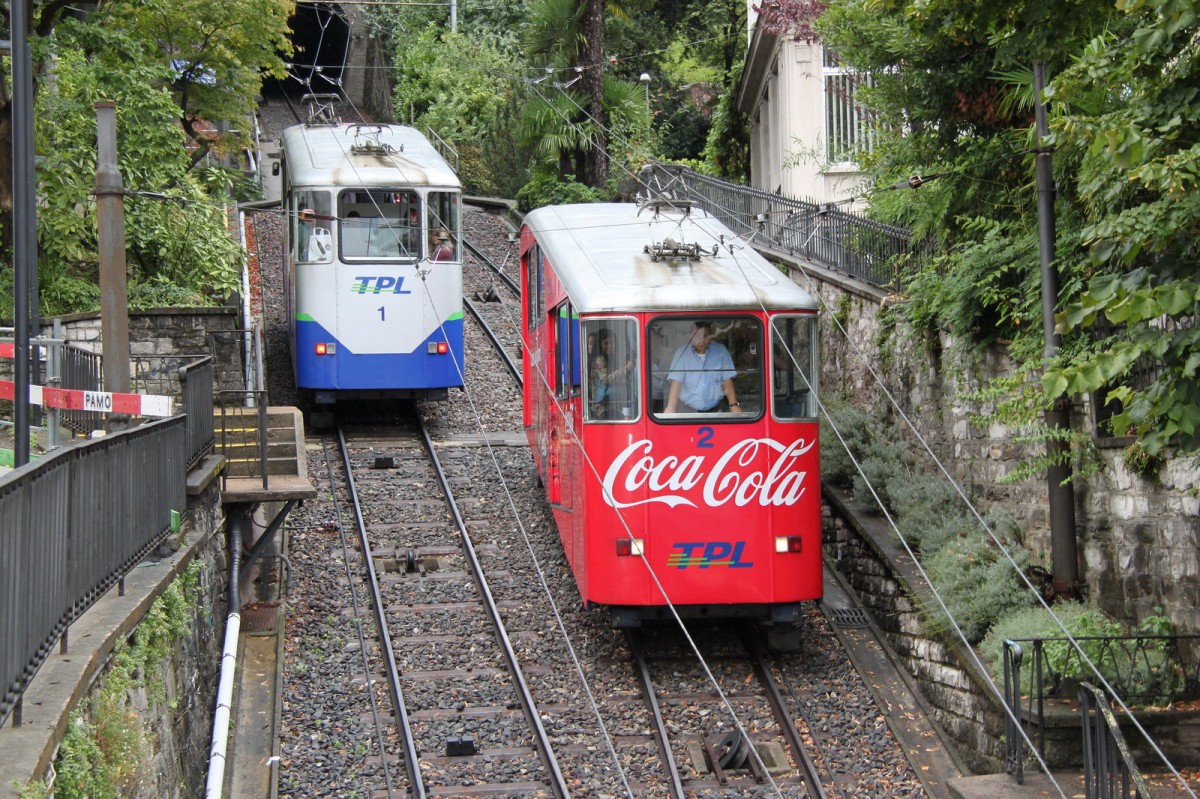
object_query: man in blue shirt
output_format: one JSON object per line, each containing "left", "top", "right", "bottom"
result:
{"left": 664, "top": 321, "right": 742, "bottom": 413}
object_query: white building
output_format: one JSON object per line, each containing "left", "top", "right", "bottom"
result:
{"left": 735, "top": 8, "right": 870, "bottom": 205}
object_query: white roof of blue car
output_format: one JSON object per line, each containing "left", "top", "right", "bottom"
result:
{"left": 282, "top": 123, "right": 460, "bottom": 189}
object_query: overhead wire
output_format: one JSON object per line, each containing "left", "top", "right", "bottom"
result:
{"left": 305, "top": 49, "right": 642, "bottom": 798}
{"left": 521, "top": 65, "right": 1198, "bottom": 798}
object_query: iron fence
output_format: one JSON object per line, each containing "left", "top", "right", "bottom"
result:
{"left": 180, "top": 357, "right": 215, "bottom": 469}
{"left": 58, "top": 343, "right": 103, "bottom": 435}
{"left": 636, "top": 161, "right": 931, "bottom": 288}
{"left": 1003, "top": 635, "right": 1200, "bottom": 783}
{"left": 1080, "top": 682, "right": 1154, "bottom": 799}
{"left": 0, "top": 417, "right": 186, "bottom": 726}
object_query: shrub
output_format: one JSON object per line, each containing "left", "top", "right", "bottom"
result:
{"left": 819, "top": 397, "right": 881, "bottom": 488}
{"left": 977, "top": 603, "right": 1184, "bottom": 704}
{"left": 922, "top": 534, "right": 1032, "bottom": 643}
{"left": 890, "top": 470, "right": 967, "bottom": 551}
{"left": 515, "top": 174, "right": 606, "bottom": 213}
{"left": 849, "top": 430, "right": 914, "bottom": 513}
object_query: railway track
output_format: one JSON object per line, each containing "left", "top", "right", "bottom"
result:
{"left": 276, "top": 206, "right": 933, "bottom": 799}
{"left": 324, "top": 417, "right": 568, "bottom": 797}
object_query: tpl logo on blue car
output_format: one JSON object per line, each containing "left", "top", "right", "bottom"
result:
{"left": 667, "top": 541, "right": 754, "bottom": 569}
{"left": 353, "top": 276, "right": 413, "bottom": 295}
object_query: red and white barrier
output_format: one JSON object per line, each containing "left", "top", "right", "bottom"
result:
{"left": 0, "top": 379, "right": 173, "bottom": 418}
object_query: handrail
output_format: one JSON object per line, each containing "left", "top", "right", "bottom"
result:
{"left": 636, "top": 161, "right": 931, "bottom": 288}
{"left": 180, "top": 356, "right": 215, "bottom": 469}
{"left": 1003, "top": 640, "right": 1029, "bottom": 783}
{"left": 1079, "top": 682, "right": 1154, "bottom": 799}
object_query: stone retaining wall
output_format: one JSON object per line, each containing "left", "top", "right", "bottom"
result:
{"left": 767, "top": 250, "right": 1199, "bottom": 636}
{"left": 50, "top": 307, "right": 247, "bottom": 398}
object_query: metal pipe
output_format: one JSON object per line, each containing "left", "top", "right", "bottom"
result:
{"left": 205, "top": 511, "right": 244, "bottom": 799}
{"left": 1033, "top": 62, "right": 1079, "bottom": 598}
{"left": 11, "top": 0, "right": 35, "bottom": 467}
{"left": 95, "top": 101, "right": 131, "bottom": 397}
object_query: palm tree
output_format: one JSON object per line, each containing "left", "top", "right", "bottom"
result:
{"left": 521, "top": 0, "right": 633, "bottom": 189}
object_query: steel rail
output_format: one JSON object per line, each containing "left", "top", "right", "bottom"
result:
{"left": 415, "top": 413, "right": 572, "bottom": 799}
{"left": 464, "top": 237, "right": 520, "bottom": 296}
{"left": 625, "top": 629, "right": 688, "bottom": 799}
{"left": 463, "top": 296, "right": 522, "bottom": 386}
{"left": 740, "top": 627, "right": 828, "bottom": 798}
{"left": 335, "top": 426, "right": 426, "bottom": 799}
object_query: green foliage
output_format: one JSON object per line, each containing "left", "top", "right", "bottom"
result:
{"left": 818, "top": 395, "right": 878, "bottom": 488}
{"left": 1046, "top": 270, "right": 1200, "bottom": 455}
{"left": 390, "top": 25, "right": 532, "bottom": 195}
{"left": 923, "top": 531, "right": 1031, "bottom": 643}
{"left": 819, "top": 0, "right": 1200, "bottom": 459}
{"left": 30, "top": 40, "right": 243, "bottom": 316}
{"left": 981, "top": 601, "right": 1100, "bottom": 685}
{"left": 54, "top": 712, "right": 114, "bottom": 799}
{"left": 49, "top": 563, "right": 203, "bottom": 798}
{"left": 97, "top": 0, "right": 293, "bottom": 161}
{"left": 516, "top": 174, "right": 606, "bottom": 212}
{"left": 981, "top": 603, "right": 1183, "bottom": 705}
{"left": 824, "top": 392, "right": 1035, "bottom": 643}
{"left": 700, "top": 60, "right": 749, "bottom": 180}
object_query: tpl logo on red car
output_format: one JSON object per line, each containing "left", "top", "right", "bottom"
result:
{"left": 668, "top": 541, "right": 754, "bottom": 569}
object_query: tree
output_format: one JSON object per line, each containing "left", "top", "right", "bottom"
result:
{"left": 13, "top": 25, "right": 244, "bottom": 318}
{"left": 0, "top": 0, "right": 292, "bottom": 255}
{"left": 99, "top": 0, "right": 293, "bottom": 167}
{"left": 809, "top": 0, "right": 1200, "bottom": 459}
{"left": 391, "top": 27, "right": 530, "bottom": 195}
{"left": 1043, "top": 0, "right": 1200, "bottom": 455}
{"left": 522, "top": 0, "right": 636, "bottom": 189}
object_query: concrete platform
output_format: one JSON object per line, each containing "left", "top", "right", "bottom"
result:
{"left": 227, "top": 629, "right": 283, "bottom": 799}
{"left": 821, "top": 559, "right": 968, "bottom": 799}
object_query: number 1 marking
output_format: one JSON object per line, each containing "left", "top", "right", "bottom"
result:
{"left": 378, "top": 306, "right": 385, "bottom": 321}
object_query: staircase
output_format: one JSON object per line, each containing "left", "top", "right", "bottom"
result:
{"left": 213, "top": 406, "right": 315, "bottom": 503}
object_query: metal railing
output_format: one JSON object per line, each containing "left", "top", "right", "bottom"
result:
{"left": 636, "top": 161, "right": 931, "bottom": 288}
{"left": 216, "top": 390, "right": 271, "bottom": 490}
{"left": 1080, "top": 682, "right": 1154, "bottom": 799}
{"left": 180, "top": 357, "right": 215, "bottom": 469}
{"left": 0, "top": 417, "right": 186, "bottom": 726}
{"left": 1003, "top": 641, "right": 1031, "bottom": 782}
{"left": 1002, "top": 635, "right": 1200, "bottom": 781}
{"left": 58, "top": 342, "right": 104, "bottom": 435}
{"left": 425, "top": 126, "right": 460, "bottom": 173}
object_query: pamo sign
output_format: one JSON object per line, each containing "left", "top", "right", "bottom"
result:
{"left": 601, "top": 437, "right": 814, "bottom": 509}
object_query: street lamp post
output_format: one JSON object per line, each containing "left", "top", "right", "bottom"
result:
{"left": 639, "top": 71, "right": 651, "bottom": 115}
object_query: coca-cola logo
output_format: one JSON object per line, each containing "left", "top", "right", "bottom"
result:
{"left": 601, "top": 437, "right": 814, "bottom": 509}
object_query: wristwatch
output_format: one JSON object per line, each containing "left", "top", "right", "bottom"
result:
{"left": 730, "top": 402, "right": 741, "bottom": 409}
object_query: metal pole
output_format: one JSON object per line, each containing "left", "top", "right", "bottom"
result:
{"left": 450, "top": 0, "right": 456, "bottom": 32}
{"left": 1034, "top": 62, "right": 1079, "bottom": 598}
{"left": 95, "top": 101, "right": 131, "bottom": 397}
{"left": 11, "top": 0, "right": 35, "bottom": 467}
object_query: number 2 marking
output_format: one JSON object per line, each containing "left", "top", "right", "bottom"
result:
{"left": 697, "top": 426, "right": 714, "bottom": 449}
